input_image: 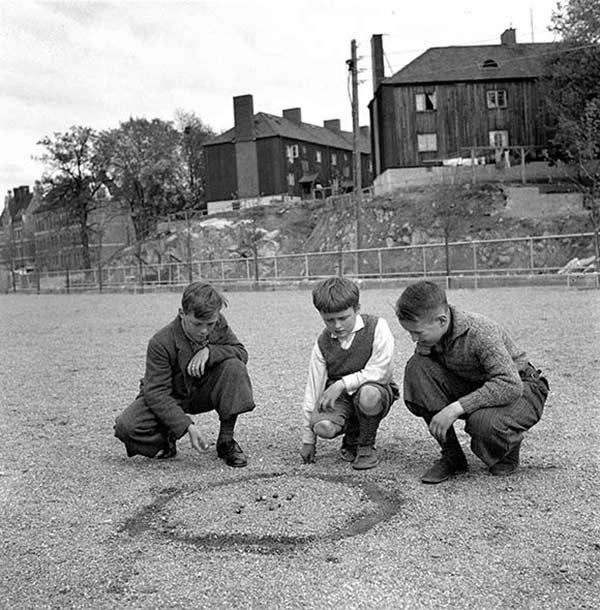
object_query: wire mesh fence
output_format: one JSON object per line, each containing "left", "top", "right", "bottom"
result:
{"left": 4, "top": 231, "right": 598, "bottom": 293}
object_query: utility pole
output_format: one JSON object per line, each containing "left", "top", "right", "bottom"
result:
{"left": 348, "top": 39, "right": 362, "bottom": 274}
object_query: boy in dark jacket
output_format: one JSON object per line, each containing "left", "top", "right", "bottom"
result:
{"left": 114, "top": 282, "right": 255, "bottom": 467}
{"left": 300, "top": 277, "right": 398, "bottom": 470}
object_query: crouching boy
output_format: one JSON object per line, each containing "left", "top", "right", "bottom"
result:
{"left": 114, "top": 281, "right": 256, "bottom": 467}
{"left": 395, "top": 281, "right": 549, "bottom": 483}
{"left": 300, "top": 277, "right": 398, "bottom": 470}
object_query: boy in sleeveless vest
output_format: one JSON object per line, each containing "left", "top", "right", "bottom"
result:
{"left": 300, "top": 277, "right": 398, "bottom": 469}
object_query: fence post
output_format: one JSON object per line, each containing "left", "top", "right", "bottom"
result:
{"left": 36, "top": 270, "right": 41, "bottom": 294}
{"left": 472, "top": 243, "right": 478, "bottom": 289}
{"left": 304, "top": 255, "right": 309, "bottom": 279}
{"left": 220, "top": 260, "right": 225, "bottom": 280}
{"left": 138, "top": 258, "right": 144, "bottom": 293}
{"left": 65, "top": 267, "right": 70, "bottom": 294}
{"left": 98, "top": 262, "right": 103, "bottom": 293}
{"left": 378, "top": 249, "right": 383, "bottom": 279}
{"left": 246, "top": 258, "right": 250, "bottom": 280}
{"left": 529, "top": 238, "right": 534, "bottom": 274}
{"left": 422, "top": 246, "right": 427, "bottom": 277}
{"left": 274, "top": 255, "right": 278, "bottom": 279}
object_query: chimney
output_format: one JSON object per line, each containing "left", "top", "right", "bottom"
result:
{"left": 359, "top": 125, "right": 370, "bottom": 139}
{"left": 233, "top": 94, "right": 255, "bottom": 141}
{"left": 324, "top": 119, "right": 341, "bottom": 132}
{"left": 282, "top": 107, "right": 302, "bottom": 124}
{"left": 500, "top": 28, "right": 516, "bottom": 45}
{"left": 371, "top": 34, "right": 385, "bottom": 93}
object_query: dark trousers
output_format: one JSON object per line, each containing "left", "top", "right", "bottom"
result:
{"left": 114, "top": 358, "right": 255, "bottom": 457}
{"left": 403, "top": 354, "right": 548, "bottom": 467}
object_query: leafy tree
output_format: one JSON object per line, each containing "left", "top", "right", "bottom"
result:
{"left": 98, "top": 118, "right": 183, "bottom": 242}
{"left": 37, "top": 126, "right": 108, "bottom": 269}
{"left": 544, "top": 0, "right": 600, "bottom": 264}
{"left": 174, "top": 110, "right": 217, "bottom": 210}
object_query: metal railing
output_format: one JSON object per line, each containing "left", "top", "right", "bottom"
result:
{"left": 3, "top": 231, "right": 598, "bottom": 293}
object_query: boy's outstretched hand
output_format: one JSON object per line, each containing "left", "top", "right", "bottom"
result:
{"left": 187, "top": 423, "right": 210, "bottom": 453}
{"left": 300, "top": 443, "right": 316, "bottom": 464}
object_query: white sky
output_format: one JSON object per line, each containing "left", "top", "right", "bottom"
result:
{"left": 0, "top": 0, "right": 559, "bottom": 201}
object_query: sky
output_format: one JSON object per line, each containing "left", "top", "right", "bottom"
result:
{"left": 0, "top": 0, "right": 560, "bottom": 202}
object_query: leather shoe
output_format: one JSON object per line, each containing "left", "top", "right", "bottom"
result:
{"left": 217, "top": 440, "right": 248, "bottom": 468}
{"left": 340, "top": 443, "right": 357, "bottom": 462}
{"left": 490, "top": 445, "right": 520, "bottom": 476}
{"left": 352, "top": 446, "right": 379, "bottom": 470}
{"left": 421, "top": 457, "right": 467, "bottom": 484}
{"left": 156, "top": 432, "right": 177, "bottom": 459}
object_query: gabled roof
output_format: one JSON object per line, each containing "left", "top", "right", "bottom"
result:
{"left": 205, "top": 112, "right": 370, "bottom": 153}
{"left": 383, "top": 42, "right": 557, "bottom": 85}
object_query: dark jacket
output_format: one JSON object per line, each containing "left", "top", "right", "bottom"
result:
{"left": 140, "top": 314, "right": 248, "bottom": 435}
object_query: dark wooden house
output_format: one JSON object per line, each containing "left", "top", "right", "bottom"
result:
{"left": 204, "top": 95, "right": 371, "bottom": 204}
{"left": 368, "top": 29, "right": 557, "bottom": 175}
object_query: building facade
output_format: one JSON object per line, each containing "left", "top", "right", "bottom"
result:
{"left": 369, "top": 29, "right": 556, "bottom": 176}
{"left": 204, "top": 95, "right": 372, "bottom": 206}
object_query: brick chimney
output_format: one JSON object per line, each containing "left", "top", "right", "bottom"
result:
{"left": 501, "top": 28, "right": 516, "bottom": 46}
{"left": 324, "top": 119, "right": 341, "bottom": 132}
{"left": 359, "top": 125, "right": 370, "bottom": 139}
{"left": 371, "top": 34, "right": 385, "bottom": 93}
{"left": 234, "top": 94, "right": 255, "bottom": 142}
{"left": 233, "top": 94, "right": 259, "bottom": 198}
{"left": 282, "top": 107, "right": 302, "bottom": 124}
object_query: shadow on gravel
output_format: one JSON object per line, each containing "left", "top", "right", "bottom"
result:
{"left": 119, "top": 472, "right": 404, "bottom": 554}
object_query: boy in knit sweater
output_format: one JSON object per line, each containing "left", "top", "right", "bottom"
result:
{"left": 396, "top": 281, "right": 549, "bottom": 483}
{"left": 300, "top": 277, "right": 398, "bottom": 470}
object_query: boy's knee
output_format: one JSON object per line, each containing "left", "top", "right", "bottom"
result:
{"left": 313, "top": 420, "right": 342, "bottom": 439}
{"left": 356, "top": 385, "right": 384, "bottom": 416}
{"left": 114, "top": 413, "right": 132, "bottom": 441}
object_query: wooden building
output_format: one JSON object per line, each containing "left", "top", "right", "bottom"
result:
{"left": 368, "top": 29, "right": 557, "bottom": 176}
{"left": 204, "top": 95, "right": 371, "bottom": 205}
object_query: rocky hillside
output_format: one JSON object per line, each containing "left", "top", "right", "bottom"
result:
{"left": 114, "top": 182, "right": 595, "bottom": 273}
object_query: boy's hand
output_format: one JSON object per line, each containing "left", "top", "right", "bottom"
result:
{"left": 318, "top": 380, "right": 345, "bottom": 411}
{"left": 187, "top": 347, "right": 210, "bottom": 377}
{"left": 187, "top": 423, "right": 210, "bottom": 453}
{"left": 300, "top": 443, "right": 316, "bottom": 464}
{"left": 429, "top": 401, "right": 465, "bottom": 443}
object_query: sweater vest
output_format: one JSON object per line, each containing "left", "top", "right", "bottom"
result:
{"left": 317, "top": 314, "right": 377, "bottom": 386}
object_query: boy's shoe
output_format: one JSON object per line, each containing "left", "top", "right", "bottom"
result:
{"left": 217, "top": 440, "right": 248, "bottom": 468}
{"left": 421, "top": 456, "right": 468, "bottom": 484}
{"left": 340, "top": 443, "right": 358, "bottom": 462}
{"left": 352, "top": 446, "right": 379, "bottom": 470}
{"left": 490, "top": 444, "right": 520, "bottom": 476}
{"left": 156, "top": 432, "right": 177, "bottom": 459}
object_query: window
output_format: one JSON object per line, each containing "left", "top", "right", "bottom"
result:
{"left": 301, "top": 160, "right": 309, "bottom": 172}
{"left": 331, "top": 153, "right": 337, "bottom": 166}
{"left": 286, "top": 144, "right": 299, "bottom": 161}
{"left": 416, "top": 92, "right": 436, "bottom": 112}
{"left": 482, "top": 59, "right": 499, "bottom": 69}
{"left": 417, "top": 133, "right": 437, "bottom": 152}
{"left": 489, "top": 130, "right": 509, "bottom": 148}
{"left": 487, "top": 90, "right": 507, "bottom": 109}
{"left": 315, "top": 150, "right": 322, "bottom": 163}
{"left": 287, "top": 172, "right": 295, "bottom": 186}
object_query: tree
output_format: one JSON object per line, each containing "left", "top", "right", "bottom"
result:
{"left": 544, "top": 0, "right": 600, "bottom": 266}
{"left": 98, "top": 118, "right": 183, "bottom": 243}
{"left": 174, "top": 110, "right": 217, "bottom": 210}
{"left": 37, "top": 126, "right": 108, "bottom": 269}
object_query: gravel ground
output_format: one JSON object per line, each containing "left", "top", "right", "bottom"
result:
{"left": 1, "top": 286, "right": 599, "bottom": 609}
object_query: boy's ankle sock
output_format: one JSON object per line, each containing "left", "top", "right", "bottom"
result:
{"left": 356, "top": 413, "right": 383, "bottom": 447}
{"left": 217, "top": 415, "right": 237, "bottom": 446}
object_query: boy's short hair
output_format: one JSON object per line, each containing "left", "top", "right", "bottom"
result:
{"left": 312, "top": 277, "right": 360, "bottom": 313}
{"left": 395, "top": 281, "right": 448, "bottom": 321}
{"left": 181, "top": 282, "right": 228, "bottom": 318}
